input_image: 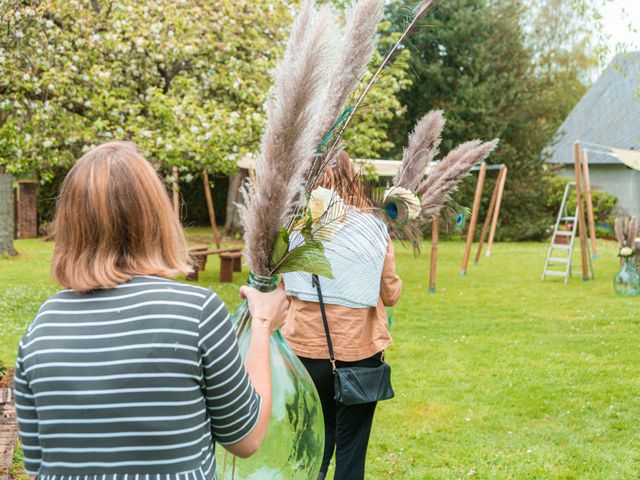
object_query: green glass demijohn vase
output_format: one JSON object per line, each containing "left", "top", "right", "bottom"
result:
{"left": 217, "top": 272, "right": 324, "bottom": 480}
{"left": 613, "top": 256, "right": 640, "bottom": 296}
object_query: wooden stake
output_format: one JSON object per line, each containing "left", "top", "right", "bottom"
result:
{"left": 203, "top": 170, "right": 221, "bottom": 249}
{"left": 581, "top": 150, "right": 597, "bottom": 259}
{"left": 573, "top": 142, "right": 590, "bottom": 280}
{"left": 474, "top": 167, "right": 501, "bottom": 263}
{"left": 429, "top": 216, "right": 439, "bottom": 293}
{"left": 172, "top": 166, "right": 179, "bottom": 219}
{"left": 461, "top": 162, "right": 487, "bottom": 275}
{"left": 486, "top": 165, "right": 507, "bottom": 257}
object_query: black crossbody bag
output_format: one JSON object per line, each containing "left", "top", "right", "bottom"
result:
{"left": 312, "top": 274, "right": 394, "bottom": 405}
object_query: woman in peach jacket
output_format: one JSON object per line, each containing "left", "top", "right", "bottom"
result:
{"left": 282, "top": 152, "right": 402, "bottom": 480}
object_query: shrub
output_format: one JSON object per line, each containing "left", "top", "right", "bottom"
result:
{"left": 544, "top": 175, "right": 617, "bottom": 236}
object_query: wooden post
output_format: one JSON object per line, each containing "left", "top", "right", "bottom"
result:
{"left": 486, "top": 166, "right": 507, "bottom": 257}
{"left": 474, "top": 167, "right": 501, "bottom": 263}
{"left": 429, "top": 217, "right": 439, "bottom": 293}
{"left": 172, "top": 166, "right": 179, "bottom": 219}
{"left": 581, "top": 150, "right": 597, "bottom": 259}
{"left": 573, "top": 142, "right": 590, "bottom": 280}
{"left": 16, "top": 180, "right": 38, "bottom": 239}
{"left": 461, "top": 162, "right": 487, "bottom": 275}
{"left": 203, "top": 170, "right": 221, "bottom": 249}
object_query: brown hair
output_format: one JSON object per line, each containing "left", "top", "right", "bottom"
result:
{"left": 52, "top": 142, "right": 190, "bottom": 292}
{"left": 318, "top": 151, "right": 371, "bottom": 209}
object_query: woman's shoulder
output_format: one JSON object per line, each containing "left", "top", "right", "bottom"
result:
{"left": 19, "top": 277, "right": 220, "bottom": 348}
{"left": 45, "top": 275, "right": 214, "bottom": 303}
{"left": 29, "top": 276, "right": 217, "bottom": 331}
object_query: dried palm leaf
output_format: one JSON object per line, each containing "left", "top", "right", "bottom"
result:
{"left": 395, "top": 110, "right": 445, "bottom": 191}
{"left": 615, "top": 217, "right": 626, "bottom": 246}
{"left": 309, "top": 0, "right": 434, "bottom": 188}
{"left": 627, "top": 217, "right": 637, "bottom": 247}
{"left": 419, "top": 139, "right": 499, "bottom": 219}
{"left": 319, "top": 0, "right": 383, "bottom": 138}
{"left": 239, "top": 2, "right": 337, "bottom": 275}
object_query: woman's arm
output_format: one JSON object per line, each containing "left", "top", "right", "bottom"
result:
{"left": 225, "top": 286, "right": 287, "bottom": 457}
{"left": 199, "top": 286, "right": 286, "bottom": 459}
{"left": 15, "top": 343, "right": 42, "bottom": 477}
{"left": 380, "top": 239, "right": 403, "bottom": 307}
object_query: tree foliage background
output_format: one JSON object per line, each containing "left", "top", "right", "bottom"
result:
{"left": 0, "top": 0, "right": 413, "bottom": 249}
{"left": 385, "top": 0, "right": 601, "bottom": 240}
{"left": 0, "top": 0, "right": 295, "bottom": 178}
{"left": 0, "top": 0, "right": 613, "bottom": 253}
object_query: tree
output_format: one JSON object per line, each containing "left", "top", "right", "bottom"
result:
{"left": 1, "top": 0, "right": 413, "bottom": 240}
{"left": 2, "top": 0, "right": 295, "bottom": 171}
{"left": 524, "top": 0, "right": 598, "bottom": 115}
{"left": 385, "top": 0, "right": 600, "bottom": 240}
{"left": 344, "top": 19, "right": 412, "bottom": 159}
{"left": 0, "top": 0, "right": 294, "bottom": 253}
{"left": 0, "top": 172, "right": 16, "bottom": 256}
{"left": 572, "top": 0, "right": 640, "bottom": 96}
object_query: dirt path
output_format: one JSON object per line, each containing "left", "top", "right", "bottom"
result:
{"left": 0, "top": 370, "right": 18, "bottom": 480}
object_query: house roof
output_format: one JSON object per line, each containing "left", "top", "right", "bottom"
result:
{"left": 546, "top": 52, "right": 640, "bottom": 165}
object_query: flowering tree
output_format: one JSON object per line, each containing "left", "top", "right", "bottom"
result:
{"left": 0, "top": 0, "right": 293, "bottom": 254}
{"left": 1, "top": 0, "right": 294, "bottom": 171}
{"left": 0, "top": 0, "right": 412, "bottom": 251}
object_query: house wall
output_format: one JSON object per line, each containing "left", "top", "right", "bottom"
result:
{"left": 556, "top": 164, "right": 640, "bottom": 217}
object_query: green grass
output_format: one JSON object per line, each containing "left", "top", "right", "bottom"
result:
{"left": 2, "top": 231, "right": 639, "bottom": 478}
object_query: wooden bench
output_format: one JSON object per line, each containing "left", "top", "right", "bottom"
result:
{"left": 219, "top": 251, "right": 243, "bottom": 283}
{"left": 186, "top": 247, "right": 243, "bottom": 282}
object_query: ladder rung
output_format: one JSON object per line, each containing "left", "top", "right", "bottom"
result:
{"left": 560, "top": 216, "right": 576, "bottom": 222}
{"left": 548, "top": 257, "right": 570, "bottom": 263}
{"left": 555, "top": 231, "right": 572, "bottom": 236}
{"left": 551, "top": 244, "right": 571, "bottom": 250}
{"left": 544, "top": 271, "right": 568, "bottom": 277}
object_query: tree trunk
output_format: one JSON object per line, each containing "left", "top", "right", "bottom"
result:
{"left": 0, "top": 173, "right": 17, "bottom": 256}
{"left": 224, "top": 171, "right": 247, "bottom": 234}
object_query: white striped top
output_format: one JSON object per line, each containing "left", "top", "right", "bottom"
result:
{"left": 14, "top": 276, "right": 260, "bottom": 480}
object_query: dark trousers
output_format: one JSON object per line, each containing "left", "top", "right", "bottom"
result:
{"left": 300, "top": 354, "right": 381, "bottom": 480}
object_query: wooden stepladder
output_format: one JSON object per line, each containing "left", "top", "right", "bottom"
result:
{"left": 541, "top": 182, "right": 593, "bottom": 282}
{"left": 542, "top": 141, "right": 596, "bottom": 283}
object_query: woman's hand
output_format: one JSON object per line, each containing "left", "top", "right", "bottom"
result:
{"left": 240, "top": 285, "right": 288, "bottom": 332}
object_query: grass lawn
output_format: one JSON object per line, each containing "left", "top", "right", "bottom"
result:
{"left": 1, "top": 230, "right": 639, "bottom": 479}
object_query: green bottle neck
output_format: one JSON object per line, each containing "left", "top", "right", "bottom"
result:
{"left": 247, "top": 272, "right": 279, "bottom": 292}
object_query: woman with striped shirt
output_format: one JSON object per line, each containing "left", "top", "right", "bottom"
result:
{"left": 14, "top": 142, "right": 287, "bottom": 480}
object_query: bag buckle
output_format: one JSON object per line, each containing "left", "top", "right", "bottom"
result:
{"left": 330, "top": 359, "right": 337, "bottom": 374}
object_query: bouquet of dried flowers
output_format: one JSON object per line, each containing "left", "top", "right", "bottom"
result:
{"left": 380, "top": 110, "right": 498, "bottom": 241}
{"left": 615, "top": 216, "right": 638, "bottom": 261}
{"left": 239, "top": 0, "right": 441, "bottom": 282}
{"left": 221, "top": 2, "right": 438, "bottom": 479}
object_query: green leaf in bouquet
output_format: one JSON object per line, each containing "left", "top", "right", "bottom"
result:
{"left": 301, "top": 208, "right": 314, "bottom": 236}
{"left": 271, "top": 228, "right": 290, "bottom": 267}
{"left": 275, "top": 240, "right": 334, "bottom": 279}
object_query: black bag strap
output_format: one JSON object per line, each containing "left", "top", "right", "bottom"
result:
{"left": 312, "top": 274, "right": 337, "bottom": 373}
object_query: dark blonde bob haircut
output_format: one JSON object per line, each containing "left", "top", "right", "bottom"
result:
{"left": 52, "top": 142, "right": 190, "bottom": 292}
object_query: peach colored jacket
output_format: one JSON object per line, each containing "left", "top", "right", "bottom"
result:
{"left": 282, "top": 241, "right": 402, "bottom": 362}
